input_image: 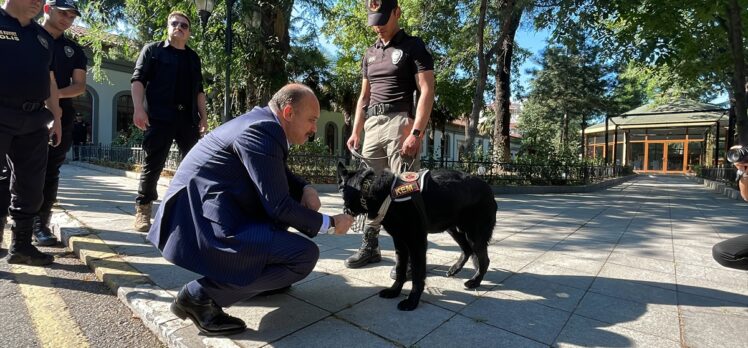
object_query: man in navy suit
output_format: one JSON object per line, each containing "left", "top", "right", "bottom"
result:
{"left": 148, "top": 84, "right": 354, "bottom": 336}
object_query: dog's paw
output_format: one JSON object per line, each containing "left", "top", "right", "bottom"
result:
{"left": 379, "top": 288, "right": 401, "bottom": 298}
{"left": 397, "top": 298, "right": 419, "bottom": 311}
{"left": 464, "top": 279, "right": 481, "bottom": 289}
{"left": 446, "top": 264, "right": 462, "bottom": 277}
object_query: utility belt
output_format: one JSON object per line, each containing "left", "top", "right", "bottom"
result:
{"left": 0, "top": 97, "right": 46, "bottom": 113}
{"left": 366, "top": 102, "right": 412, "bottom": 117}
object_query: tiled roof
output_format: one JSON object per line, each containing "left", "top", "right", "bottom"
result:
{"left": 585, "top": 99, "right": 728, "bottom": 134}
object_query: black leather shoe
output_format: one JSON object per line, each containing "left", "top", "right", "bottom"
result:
{"left": 171, "top": 286, "right": 246, "bottom": 336}
{"left": 389, "top": 263, "right": 413, "bottom": 281}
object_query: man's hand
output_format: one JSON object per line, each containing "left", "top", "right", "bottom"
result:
{"left": 401, "top": 134, "right": 421, "bottom": 157}
{"left": 49, "top": 118, "right": 62, "bottom": 147}
{"left": 300, "top": 186, "right": 321, "bottom": 211}
{"left": 133, "top": 109, "right": 150, "bottom": 131}
{"left": 735, "top": 162, "right": 748, "bottom": 176}
{"left": 347, "top": 134, "right": 360, "bottom": 151}
{"left": 331, "top": 214, "right": 354, "bottom": 234}
{"left": 199, "top": 117, "right": 208, "bottom": 136}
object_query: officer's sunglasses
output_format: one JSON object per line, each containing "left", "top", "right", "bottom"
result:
{"left": 169, "top": 21, "right": 190, "bottom": 30}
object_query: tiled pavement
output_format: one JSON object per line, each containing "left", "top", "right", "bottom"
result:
{"left": 49, "top": 164, "right": 748, "bottom": 347}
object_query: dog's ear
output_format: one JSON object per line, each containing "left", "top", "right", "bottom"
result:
{"left": 337, "top": 162, "right": 348, "bottom": 186}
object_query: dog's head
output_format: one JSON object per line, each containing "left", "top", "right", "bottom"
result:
{"left": 337, "top": 162, "right": 374, "bottom": 217}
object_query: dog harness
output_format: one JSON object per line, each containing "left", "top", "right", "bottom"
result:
{"left": 369, "top": 169, "right": 430, "bottom": 226}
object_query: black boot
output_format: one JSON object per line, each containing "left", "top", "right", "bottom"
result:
{"left": 32, "top": 212, "right": 58, "bottom": 246}
{"left": 345, "top": 226, "right": 382, "bottom": 268}
{"left": 390, "top": 262, "right": 413, "bottom": 281}
{"left": 6, "top": 219, "right": 54, "bottom": 266}
{"left": 0, "top": 216, "right": 5, "bottom": 255}
{"left": 171, "top": 286, "right": 246, "bottom": 336}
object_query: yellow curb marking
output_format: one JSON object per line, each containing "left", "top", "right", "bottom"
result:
{"left": 11, "top": 263, "right": 90, "bottom": 348}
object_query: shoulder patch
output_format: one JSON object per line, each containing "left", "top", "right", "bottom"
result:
{"left": 37, "top": 34, "right": 49, "bottom": 49}
{"left": 64, "top": 45, "right": 74, "bottom": 58}
{"left": 391, "top": 49, "right": 403, "bottom": 64}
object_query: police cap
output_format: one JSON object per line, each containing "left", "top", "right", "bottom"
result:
{"left": 367, "top": 0, "right": 397, "bottom": 26}
{"left": 46, "top": 0, "right": 81, "bottom": 16}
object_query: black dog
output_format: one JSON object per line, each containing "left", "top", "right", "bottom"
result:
{"left": 337, "top": 163, "right": 496, "bottom": 311}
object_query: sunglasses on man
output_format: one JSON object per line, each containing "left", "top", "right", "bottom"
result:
{"left": 169, "top": 21, "right": 190, "bottom": 30}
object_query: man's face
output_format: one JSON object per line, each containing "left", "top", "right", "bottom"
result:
{"left": 371, "top": 8, "right": 399, "bottom": 40}
{"left": 283, "top": 95, "right": 320, "bottom": 145}
{"left": 47, "top": 7, "right": 78, "bottom": 31}
{"left": 11, "top": 0, "right": 44, "bottom": 20}
{"left": 167, "top": 15, "right": 191, "bottom": 42}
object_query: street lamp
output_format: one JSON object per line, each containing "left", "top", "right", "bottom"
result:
{"left": 194, "top": 0, "right": 233, "bottom": 124}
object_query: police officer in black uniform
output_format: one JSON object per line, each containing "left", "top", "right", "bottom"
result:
{"left": 131, "top": 11, "right": 207, "bottom": 233}
{"left": 0, "top": 0, "right": 63, "bottom": 265}
{"left": 345, "top": 0, "right": 435, "bottom": 275}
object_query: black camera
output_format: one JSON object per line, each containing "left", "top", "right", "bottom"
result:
{"left": 727, "top": 146, "right": 748, "bottom": 163}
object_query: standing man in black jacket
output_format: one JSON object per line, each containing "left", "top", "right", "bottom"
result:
{"left": 131, "top": 10, "right": 207, "bottom": 232}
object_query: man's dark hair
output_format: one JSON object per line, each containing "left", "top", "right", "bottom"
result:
{"left": 168, "top": 11, "right": 191, "bottom": 26}
{"left": 269, "top": 83, "right": 315, "bottom": 111}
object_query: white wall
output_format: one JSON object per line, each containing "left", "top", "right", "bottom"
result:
{"left": 86, "top": 66, "right": 133, "bottom": 145}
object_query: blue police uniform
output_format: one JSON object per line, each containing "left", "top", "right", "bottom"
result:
{"left": 0, "top": 7, "right": 56, "bottom": 264}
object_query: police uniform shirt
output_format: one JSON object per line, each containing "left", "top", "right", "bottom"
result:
{"left": 362, "top": 29, "right": 434, "bottom": 109}
{"left": 52, "top": 34, "right": 87, "bottom": 121}
{"left": 0, "top": 7, "right": 54, "bottom": 103}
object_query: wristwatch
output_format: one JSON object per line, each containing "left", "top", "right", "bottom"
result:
{"left": 327, "top": 217, "right": 336, "bottom": 235}
{"left": 411, "top": 128, "right": 421, "bottom": 137}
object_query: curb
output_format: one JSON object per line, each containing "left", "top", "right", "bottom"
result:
{"left": 51, "top": 211, "right": 207, "bottom": 348}
{"left": 685, "top": 176, "right": 743, "bottom": 201}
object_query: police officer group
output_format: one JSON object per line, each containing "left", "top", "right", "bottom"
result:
{"left": 0, "top": 0, "right": 86, "bottom": 265}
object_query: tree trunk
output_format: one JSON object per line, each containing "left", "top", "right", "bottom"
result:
{"left": 562, "top": 112, "right": 569, "bottom": 150}
{"left": 492, "top": 0, "right": 523, "bottom": 162}
{"left": 245, "top": 1, "right": 294, "bottom": 106}
{"left": 726, "top": 0, "right": 748, "bottom": 146}
{"left": 466, "top": 0, "right": 489, "bottom": 154}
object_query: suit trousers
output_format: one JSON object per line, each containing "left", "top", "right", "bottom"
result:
{"left": 136, "top": 117, "right": 199, "bottom": 205}
{"left": 189, "top": 229, "right": 320, "bottom": 307}
{"left": 712, "top": 234, "right": 748, "bottom": 270}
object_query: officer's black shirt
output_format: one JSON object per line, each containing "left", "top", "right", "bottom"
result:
{"left": 51, "top": 34, "right": 87, "bottom": 120}
{"left": 362, "top": 29, "right": 434, "bottom": 109}
{"left": 72, "top": 120, "right": 88, "bottom": 143}
{"left": 0, "top": 7, "right": 54, "bottom": 103}
{"left": 131, "top": 40, "right": 204, "bottom": 123}
{"left": 172, "top": 47, "right": 192, "bottom": 110}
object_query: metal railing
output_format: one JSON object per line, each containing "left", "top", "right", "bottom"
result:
{"left": 699, "top": 166, "right": 739, "bottom": 189}
{"left": 72, "top": 145, "right": 627, "bottom": 185}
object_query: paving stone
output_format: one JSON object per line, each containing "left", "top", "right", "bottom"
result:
{"left": 574, "top": 292, "right": 680, "bottom": 340}
{"left": 554, "top": 315, "right": 680, "bottom": 348}
{"left": 494, "top": 273, "right": 586, "bottom": 312}
{"left": 336, "top": 295, "right": 454, "bottom": 346}
{"left": 598, "top": 263, "right": 676, "bottom": 291}
{"left": 589, "top": 277, "right": 677, "bottom": 305}
{"left": 416, "top": 314, "right": 546, "bottom": 348}
{"left": 287, "top": 273, "right": 379, "bottom": 312}
{"left": 680, "top": 308, "right": 748, "bottom": 348}
{"left": 460, "top": 291, "right": 571, "bottom": 344}
{"left": 521, "top": 263, "right": 597, "bottom": 290}
{"left": 269, "top": 317, "right": 396, "bottom": 347}
{"left": 606, "top": 251, "right": 676, "bottom": 274}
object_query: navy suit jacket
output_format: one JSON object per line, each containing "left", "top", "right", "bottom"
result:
{"left": 147, "top": 106, "right": 323, "bottom": 285}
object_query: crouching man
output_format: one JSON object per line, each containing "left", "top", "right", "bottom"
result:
{"left": 148, "top": 84, "right": 353, "bottom": 336}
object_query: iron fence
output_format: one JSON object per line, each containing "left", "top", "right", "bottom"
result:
{"left": 72, "top": 145, "right": 626, "bottom": 185}
{"left": 699, "top": 166, "right": 739, "bottom": 189}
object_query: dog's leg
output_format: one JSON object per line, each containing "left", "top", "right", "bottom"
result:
{"left": 446, "top": 227, "right": 473, "bottom": 277}
{"left": 379, "top": 239, "right": 408, "bottom": 299}
{"left": 464, "top": 240, "right": 490, "bottom": 289}
{"left": 398, "top": 237, "right": 427, "bottom": 311}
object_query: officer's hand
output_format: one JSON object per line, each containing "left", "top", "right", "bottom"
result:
{"left": 331, "top": 214, "right": 354, "bottom": 234}
{"left": 347, "top": 134, "right": 360, "bottom": 151}
{"left": 401, "top": 134, "right": 420, "bottom": 157}
{"left": 49, "top": 120, "right": 62, "bottom": 147}
{"left": 133, "top": 109, "right": 150, "bottom": 131}
{"left": 199, "top": 117, "right": 208, "bottom": 136}
{"left": 300, "top": 186, "right": 321, "bottom": 211}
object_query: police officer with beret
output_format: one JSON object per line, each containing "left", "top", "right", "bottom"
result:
{"left": 345, "top": 0, "right": 435, "bottom": 275}
{"left": 0, "top": 0, "right": 63, "bottom": 265}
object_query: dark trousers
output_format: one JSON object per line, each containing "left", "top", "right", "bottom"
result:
{"left": 713, "top": 235, "right": 748, "bottom": 270}
{"left": 189, "top": 230, "right": 319, "bottom": 307}
{"left": 72, "top": 140, "right": 83, "bottom": 160}
{"left": 0, "top": 107, "right": 52, "bottom": 225}
{"left": 136, "top": 117, "right": 199, "bottom": 205}
{"left": 0, "top": 117, "right": 73, "bottom": 217}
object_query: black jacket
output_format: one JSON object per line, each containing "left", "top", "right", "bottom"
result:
{"left": 131, "top": 41, "right": 203, "bottom": 123}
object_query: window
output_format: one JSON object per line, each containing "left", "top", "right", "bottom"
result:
{"left": 324, "top": 122, "right": 336, "bottom": 155}
{"left": 71, "top": 90, "right": 94, "bottom": 142}
{"left": 116, "top": 93, "right": 134, "bottom": 136}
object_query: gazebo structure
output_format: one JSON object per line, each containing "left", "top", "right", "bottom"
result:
{"left": 584, "top": 99, "right": 729, "bottom": 174}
